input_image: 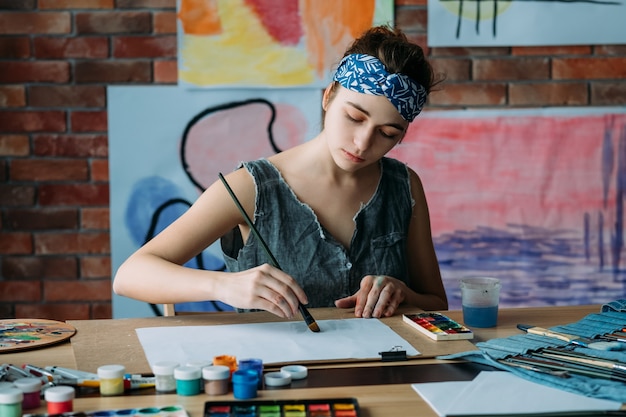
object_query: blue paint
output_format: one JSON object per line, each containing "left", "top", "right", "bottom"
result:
{"left": 232, "top": 370, "right": 258, "bottom": 400}
{"left": 462, "top": 305, "right": 498, "bottom": 328}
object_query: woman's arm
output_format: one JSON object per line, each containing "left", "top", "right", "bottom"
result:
{"left": 113, "top": 168, "right": 308, "bottom": 318}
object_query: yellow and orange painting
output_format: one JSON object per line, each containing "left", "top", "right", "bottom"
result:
{"left": 177, "top": 0, "right": 394, "bottom": 88}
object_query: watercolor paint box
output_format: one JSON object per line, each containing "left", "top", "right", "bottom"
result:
{"left": 403, "top": 312, "right": 474, "bottom": 341}
{"left": 24, "top": 405, "right": 189, "bottom": 417}
{"left": 203, "top": 397, "right": 360, "bottom": 417}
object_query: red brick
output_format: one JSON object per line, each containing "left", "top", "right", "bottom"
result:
{"left": 91, "top": 159, "right": 109, "bottom": 181}
{"left": 591, "top": 82, "right": 626, "bottom": 105}
{"left": 474, "top": 57, "right": 549, "bottom": 81}
{"left": 81, "top": 256, "right": 111, "bottom": 278}
{"left": 595, "top": 45, "right": 626, "bottom": 55}
{"left": 154, "top": 11, "right": 176, "bottom": 34}
{"left": 81, "top": 207, "right": 110, "bottom": 229}
{"left": 0, "top": 280, "right": 41, "bottom": 302}
{"left": 431, "top": 47, "right": 509, "bottom": 57}
{"left": 34, "top": 36, "right": 109, "bottom": 59}
{"left": 512, "top": 45, "right": 591, "bottom": 56}
{"left": 430, "top": 58, "right": 471, "bottom": 81}
{"left": 76, "top": 11, "right": 151, "bottom": 34}
{"left": 39, "top": 184, "right": 109, "bottom": 206}
{"left": 154, "top": 59, "right": 177, "bottom": 83}
{"left": 553, "top": 57, "right": 626, "bottom": 80}
{"left": 70, "top": 110, "right": 108, "bottom": 132}
{"left": 0, "top": 135, "right": 29, "bottom": 156}
{"left": 75, "top": 61, "right": 151, "bottom": 83}
{"left": 2, "top": 255, "right": 77, "bottom": 279}
{"left": 11, "top": 159, "right": 89, "bottom": 181}
{"left": 117, "top": 0, "right": 175, "bottom": 7}
{"left": 44, "top": 279, "right": 111, "bottom": 301}
{"left": 0, "top": 85, "right": 26, "bottom": 107}
{"left": 510, "top": 82, "right": 588, "bottom": 106}
{"left": 0, "top": 12, "right": 71, "bottom": 34}
{"left": 0, "top": 185, "right": 35, "bottom": 206}
{"left": 35, "top": 232, "right": 110, "bottom": 255}
{"left": 30, "top": 85, "right": 106, "bottom": 107}
{"left": 395, "top": 7, "right": 427, "bottom": 33}
{"left": 5, "top": 208, "right": 78, "bottom": 230}
{"left": 0, "top": 61, "right": 70, "bottom": 83}
{"left": 91, "top": 302, "right": 112, "bottom": 319}
{"left": 33, "top": 134, "right": 108, "bottom": 157}
{"left": 0, "top": 110, "right": 66, "bottom": 133}
{"left": 113, "top": 35, "right": 176, "bottom": 58}
{"left": 0, "top": 36, "right": 31, "bottom": 58}
{"left": 0, "top": 232, "right": 32, "bottom": 254}
{"left": 15, "top": 303, "right": 90, "bottom": 320}
{"left": 39, "top": 0, "right": 114, "bottom": 9}
{"left": 428, "top": 83, "right": 507, "bottom": 106}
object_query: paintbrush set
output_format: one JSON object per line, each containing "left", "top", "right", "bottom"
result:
{"left": 500, "top": 346, "right": 626, "bottom": 382}
{"left": 439, "top": 310, "right": 626, "bottom": 403}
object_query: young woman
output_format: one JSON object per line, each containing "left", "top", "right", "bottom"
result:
{"left": 114, "top": 26, "right": 448, "bottom": 319}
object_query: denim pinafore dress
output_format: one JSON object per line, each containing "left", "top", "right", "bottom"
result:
{"left": 221, "top": 157, "right": 414, "bottom": 308}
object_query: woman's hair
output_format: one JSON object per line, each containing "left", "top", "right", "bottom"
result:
{"left": 342, "top": 25, "right": 437, "bottom": 94}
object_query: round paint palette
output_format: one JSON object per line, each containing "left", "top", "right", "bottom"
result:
{"left": 0, "top": 318, "right": 76, "bottom": 353}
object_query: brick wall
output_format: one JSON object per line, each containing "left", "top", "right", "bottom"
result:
{"left": 0, "top": 0, "right": 625, "bottom": 321}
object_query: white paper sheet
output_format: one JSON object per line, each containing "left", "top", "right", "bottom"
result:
{"left": 136, "top": 318, "right": 419, "bottom": 366}
{"left": 412, "top": 371, "right": 622, "bottom": 416}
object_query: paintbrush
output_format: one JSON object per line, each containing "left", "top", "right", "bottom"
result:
{"left": 218, "top": 173, "right": 320, "bottom": 333}
{"left": 516, "top": 324, "right": 623, "bottom": 351}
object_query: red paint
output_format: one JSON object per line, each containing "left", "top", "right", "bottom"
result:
{"left": 245, "top": 0, "right": 302, "bottom": 45}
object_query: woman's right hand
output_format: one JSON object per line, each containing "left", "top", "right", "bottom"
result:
{"left": 216, "top": 263, "right": 308, "bottom": 318}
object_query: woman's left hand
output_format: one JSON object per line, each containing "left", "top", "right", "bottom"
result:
{"left": 334, "top": 275, "right": 406, "bottom": 318}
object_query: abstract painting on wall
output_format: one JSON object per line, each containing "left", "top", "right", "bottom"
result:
{"left": 177, "top": 0, "right": 394, "bottom": 88}
{"left": 108, "top": 86, "right": 322, "bottom": 318}
{"left": 388, "top": 107, "right": 626, "bottom": 309}
{"left": 428, "top": 0, "right": 626, "bottom": 47}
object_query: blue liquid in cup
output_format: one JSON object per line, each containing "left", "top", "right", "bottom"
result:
{"left": 462, "top": 305, "right": 498, "bottom": 328}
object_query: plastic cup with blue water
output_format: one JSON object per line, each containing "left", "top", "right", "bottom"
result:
{"left": 460, "top": 277, "right": 501, "bottom": 328}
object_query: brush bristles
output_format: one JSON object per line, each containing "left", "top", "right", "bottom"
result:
{"left": 308, "top": 321, "right": 320, "bottom": 333}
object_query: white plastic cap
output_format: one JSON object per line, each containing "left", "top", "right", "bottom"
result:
{"left": 13, "top": 377, "right": 41, "bottom": 393}
{"left": 0, "top": 387, "right": 23, "bottom": 404}
{"left": 202, "top": 365, "right": 230, "bottom": 380}
{"left": 151, "top": 361, "right": 179, "bottom": 375}
{"left": 97, "top": 364, "right": 126, "bottom": 379}
{"left": 174, "top": 365, "right": 201, "bottom": 380}
{"left": 44, "top": 385, "right": 75, "bottom": 402}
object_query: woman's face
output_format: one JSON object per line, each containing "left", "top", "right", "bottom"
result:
{"left": 323, "top": 85, "right": 408, "bottom": 172}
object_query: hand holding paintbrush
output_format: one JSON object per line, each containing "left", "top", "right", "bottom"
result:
{"left": 219, "top": 173, "right": 320, "bottom": 333}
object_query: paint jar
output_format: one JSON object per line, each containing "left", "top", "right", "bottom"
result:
{"left": 174, "top": 366, "right": 201, "bottom": 396}
{"left": 44, "top": 385, "right": 74, "bottom": 414}
{"left": 186, "top": 360, "right": 211, "bottom": 392}
{"left": 202, "top": 365, "right": 230, "bottom": 395}
{"left": 13, "top": 377, "right": 41, "bottom": 409}
{"left": 232, "top": 369, "right": 258, "bottom": 400}
{"left": 152, "top": 361, "right": 178, "bottom": 393}
{"left": 97, "top": 364, "right": 126, "bottom": 396}
{"left": 238, "top": 358, "right": 263, "bottom": 388}
{"left": 213, "top": 355, "right": 237, "bottom": 375}
{"left": 0, "top": 387, "right": 23, "bottom": 417}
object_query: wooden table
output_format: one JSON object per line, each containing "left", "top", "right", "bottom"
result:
{"left": 1, "top": 305, "right": 608, "bottom": 416}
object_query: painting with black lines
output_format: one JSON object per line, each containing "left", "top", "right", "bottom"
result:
{"left": 428, "top": 0, "right": 626, "bottom": 46}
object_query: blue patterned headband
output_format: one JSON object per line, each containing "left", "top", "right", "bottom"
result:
{"left": 333, "top": 53, "right": 427, "bottom": 122}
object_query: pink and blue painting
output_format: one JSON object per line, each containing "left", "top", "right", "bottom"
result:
{"left": 388, "top": 108, "right": 626, "bottom": 309}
